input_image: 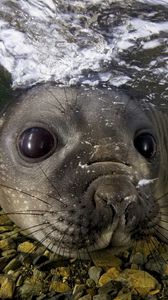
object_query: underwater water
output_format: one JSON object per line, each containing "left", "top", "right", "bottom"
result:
{"left": 0, "top": 0, "right": 167, "bottom": 106}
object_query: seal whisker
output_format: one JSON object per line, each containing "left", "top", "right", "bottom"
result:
{"left": 153, "top": 223, "right": 168, "bottom": 243}
{"left": 150, "top": 234, "right": 168, "bottom": 261}
{"left": 0, "top": 182, "right": 69, "bottom": 210}
{"left": 39, "top": 166, "right": 67, "bottom": 207}
{"left": 35, "top": 218, "right": 75, "bottom": 257}
{"left": 155, "top": 191, "right": 168, "bottom": 204}
{"left": 63, "top": 87, "right": 73, "bottom": 108}
{"left": 0, "top": 222, "right": 59, "bottom": 258}
{"left": 155, "top": 223, "right": 168, "bottom": 235}
{"left": 26, "top": 189, "right": 66, "bottom": 206}
{"left": 157, "top": 203, "right": 168, "bottom": 209}
{"left": 145, "top": 238, "right": 164, "bottom": 271}
{"left": 20, "top": 232, "right": 55, "bottom": 256}
{"left": 0, "top": 183, "right": 52, "bottom": 207}
{"left": 158, "top": 218, "right": 168, "bottom": 224}
{"left": 0, "top": 208, "right": 76, "bottom": 218}
{"left": 54, "top": 232, "right": 67, "bottom": 257}
{"left": 20, "top": 223, "right": 50, "bottom": 234}
{"left": 37, "top": 227, "right": 61, "bottom": 251}
{"left": 1, "top": 211, "right": 45, "bottom": 216}
{"left": 0, "top": 222, "right": 49, "bottom": 240}
{"left": 159, "top": 213, "right": 168, "bottom": 217}
{"left": 54, "top": 230, "right": 67, "bottom": 257}
{"left": 44, "top": 86, "right": 66, "bottom": 113}
{"left": 147, "top": 236, "right": 168, "bottom": 272}
{"left": 20, "top": 223, "right": 54, "bottom": 239}
{"left": 138, "top": 190, "right": 160, "bottom": 218}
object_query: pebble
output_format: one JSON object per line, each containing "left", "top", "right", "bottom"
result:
{"left": 93, "top": 295, "right": 111, "bottom": 300}
{"left": 0, "top": 256, "right": 11, "bottom": 271}
{"left": 38, "top": 258, "right": 70, "bottom": 271}
{"left": 0, "top": 275, "right": 15, "bottom": 299}
{"left": 54, "top": 266, "right": 70, "bottom": 278}
{"left": 33, "top": 255, "right": 49, "bottom": 266}
{"left": 4, "top": 257, "right": 21, "bottom": 273}
{"left": 0, "top": 214, "right": 14, "bottom": 225}
{"left": 130, "top": 251, "right": 146, "bottom": 266}
{"left": 0, "top": 239, "right": 15, "bottom": 251}
{"left": 145, "top": 256, "right": 164, "bottom": 274}
{"left": 33, "top": 269, "right": 46, "bottom": 281}
{"left": 113, "top": 292, "right": 132, "bottom": 300}
{"left": 18, "top": 252, "right": 32, "bottom": 265}
{"left": 98, "top": 267, "right": 120, "bottom": 286}
{"left": 88, "top": 266, "right": 103, "bottom": 284}
{"left": 1, "top": 249, "right": 17, "bottom": 258}
{"left": 86, "top": 278, "right": 96, "bottom": 288}
{"left": 7, "top": 270, "right": 21, "bottom": 281}
{"left": 86, "top": 287, "right": 97, "bottom": 297}
{"left": 0, "top": 225, "right": 13, "bottom": 233}
{"left": 50, "top": 281, "right": 71, "bottom": 293}
{"left": 98, "top": 281, "right": 122, "bottom": 297}
{"left": 0, "top": 230, "right": 19, "bottom": 240}
{"left": 0, "top": 208, "right": 167, "bottom": 299}
{"left": 91, "top": 249, "right": 122, "bottom": 268}
{"left": 120, "top": 269, "right": 160, "bottom": 296}
{"left": 73, "top": 284, "right": 86, "bottom": 299}
{"left": 16, "top": 274, "right": 25, "bottom": 287}
{"left": 17, "top": 241, "right": 36, "bottom": 253}
{"left": 78, "top": 295, "right": 92, "bottom": 300}
{"left": 19, "top": 279, "right": 44, "bottom": 299}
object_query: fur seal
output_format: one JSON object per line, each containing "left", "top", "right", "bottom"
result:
{"left": 0, "top": 84, "right": 167, "bottom": 258}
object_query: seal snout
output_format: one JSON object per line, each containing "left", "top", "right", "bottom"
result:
{"left": 83, "top": 172, "right": 146, "bottom": 251}
{"left": 94, "top": 185, "right": 139, "bottom": 228}
{"left": 92, "top": 174, "right": 138, "bottom": 216}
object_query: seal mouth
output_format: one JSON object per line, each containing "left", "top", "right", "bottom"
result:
{"left": 86, "top": 161, "right": 134, "bottom": 177}
{"left": 76, "top": 161, "right": 137, "bottom": 195}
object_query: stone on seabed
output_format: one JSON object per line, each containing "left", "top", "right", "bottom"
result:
{"left": 0, "top": 275, "right": 15, "bottom": 299}
{"left": 120, "top": 269, "right": 160, "bottom": 296}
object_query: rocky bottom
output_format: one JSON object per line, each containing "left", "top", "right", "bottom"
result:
{"left": 0, "top": 209, "right": 168, "bottom": 300}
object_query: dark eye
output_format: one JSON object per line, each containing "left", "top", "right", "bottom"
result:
{"left": 134, "top": 132, "right": 157, "bottom": 160}
{"left": 18, "top": 127, "right": 56, "bottom": 161}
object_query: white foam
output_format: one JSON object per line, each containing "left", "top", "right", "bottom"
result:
{"left": 0, "top": 0, "right": 167, "bottom": 89}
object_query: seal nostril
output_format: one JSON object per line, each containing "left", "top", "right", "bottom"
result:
{"left": 125, "top": 202, "right": 139, "bottom": 228}
{"left": 94, "top": 191, "right": 107, "bottom": 208}
{"left": 93, "top": 189, "right": 116, "bottom": 218}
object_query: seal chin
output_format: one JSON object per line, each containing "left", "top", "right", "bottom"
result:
{"left": 88, "top": 223, "right": 118, "bottom": 251}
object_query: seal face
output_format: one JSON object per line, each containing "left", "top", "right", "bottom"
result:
{"left": 0, "top": 85, "right": 167, "bottom": 258}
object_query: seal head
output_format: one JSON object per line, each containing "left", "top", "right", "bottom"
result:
{"left": 0, "top": 85, "right": 166, "bottom": 257}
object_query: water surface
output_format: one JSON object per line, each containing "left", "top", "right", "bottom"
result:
{"left": 0, "top": 0, "right": 167, "bottom": 106}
